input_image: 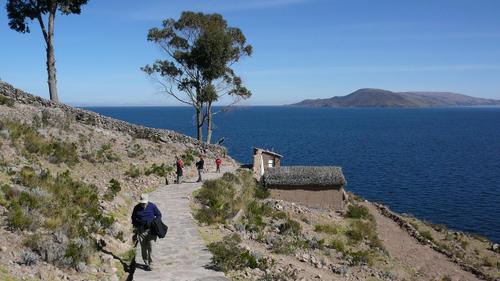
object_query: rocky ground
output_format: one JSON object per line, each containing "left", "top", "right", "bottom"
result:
{"left": 192, "top": 171, "right": 500, "bottom": 281}
{"left": 0, "top": 82, "right": 233, "bottom": 280}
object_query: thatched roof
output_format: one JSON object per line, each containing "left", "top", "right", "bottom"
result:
{"left": 263, "top": 166, "right": 346, "bottom": 187}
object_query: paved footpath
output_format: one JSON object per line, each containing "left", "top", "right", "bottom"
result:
{"left": 133, "top": 169, "right": 230, "bottom": 281}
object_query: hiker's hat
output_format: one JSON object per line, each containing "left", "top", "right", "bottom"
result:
{"left": 139, "top": 193, "right": 149, "bottom": 204}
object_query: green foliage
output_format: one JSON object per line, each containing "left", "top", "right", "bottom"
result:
{"left": 254, "top": 184, "right": 270, "bottom": 199}
{"left": 181, "top": 149, "right": 196, "bottom": 166}
{"left": 0, "top": 95, "right": 15, "bottom": 107}
{"left": 142, "top": 11, "right": 252, "bottom": 142}
{"left": 349, "top": 250, "right": 375, "bottom": 266}
{"left": 314, "top": 223, "right": 338, "bottom": 234}
{"left": 271, "top": 236, "right": 308, "bottom": 255}
{"left": 221, "top": 172, "right": 239, "bottom": 183}
{"left": 144, "top": 163, "right": 173, "bottom": 177}
{"left": 244, "top": 200, "right": 275, "bottom": 231}
{"left": 104, "top": 178, "right": 121, "bottom": 201}
{"left": 279, "top": 219, "right": 301, "bottom": 236}
{"left": 328, "top": 239, "right": 346, "bottom": 254}
{"left": 95, "top": 143, "right": 120, "bottom": 163}
{"left": 207, "top": 234, "right": 260, "bottom": 272}
{"left": 125, "top": 164, "right": 142, "bottom": 178}
{"left": 346, "top": 204, "right": 371, "bottom": 219}
{"left": 194, "top": 179, "right": 237, "bottom": 224}
{"left": 4, "top": 167, "right": 114, "bottom": 267}
{"left": 346, "top": 220, "right": 380, "bottom": 247}
{"left": 126, "top": 143, "right": 144, "bottom": 158}
{"left": 420, "top": 230, "right": 434, "bottom": 242}
{"left": 0, "top": 120, "right": 78, "bottom": 165}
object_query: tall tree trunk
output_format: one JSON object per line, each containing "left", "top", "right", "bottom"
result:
{"left": 206, "top": 101, "right": 213, "bottom": 144}
{"left": 195, "top": 105, "right": 203, "bottom": 142}
{"left": 46, "top": 12, "right": 59, "bottom": 102}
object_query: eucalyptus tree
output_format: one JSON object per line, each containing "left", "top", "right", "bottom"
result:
{"left": 142, "top": 11, "right": 252, "bottom": 143}
{"left": 6, "top": 0, "right": 89, "bottom": 102}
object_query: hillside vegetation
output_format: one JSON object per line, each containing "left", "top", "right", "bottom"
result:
{"left": 192, "top": 171, "right": 500, "bottom": 281}
{"left": 0, "top": 82, "right": 230, "bottom": 281}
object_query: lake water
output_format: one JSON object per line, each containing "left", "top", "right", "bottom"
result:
{"left": 85, "top": 106, "right": 500, "bottom": 242}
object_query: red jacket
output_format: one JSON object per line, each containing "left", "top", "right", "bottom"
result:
{"left": 215, "top": 158, "right": 222, "bottom": 166}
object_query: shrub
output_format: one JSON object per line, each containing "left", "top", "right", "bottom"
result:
{"left": 254, "top": 184, "right": 270, "bottom": 199}
{"left": 271, "top": 236, "right": 307, "bottom": 255}
{"left": 126, "top": 143, "right": 144, "bottom": 158}
{"left": 420, "top": 230, "right": 434, "bottom": 242}
{"left": 349, "top": 250, "right": 375, "bottom": 266}
{"left": 125, "top": 164, "right": 142, "bottom": 178}
{"left": 346, "top": 204, "right": 371, "bottom": 219}
{"left": 346, "top": 220, "right": 379, "bottom": 247}
{"left": 96, "top": 143, "right": 120, "bottom": 163}
{"left": 7, "top": 202, "right": 32, "bottom": 230}
{"left": 314, "top": 224, "right": 338, "bottom": 234}
{"left": 20, "top": 251, "right": 39, "bottom": 266}
{"left": 221, "top": 172, "right": 239, "bottom": 183}
{"left": 244, "top": 200, "right": 274, "bottom": 231}
{"left": 0, "top": 95, "right": 15, "bottom": 107}
{"left": 329, "top": 239, "right": 346, "bottom": 254}
{"left": 194, "top": 179, "right": 237, "bottom": 224}
{"left": 279, "top": 219, "right": 301, "bottom": 236}
{"left": 104, "top": 179, "right": 121, "bottom": 201}
{"left": 207, "top": 234, "right": 259, "bottom": 272}
{"left": 46, "top": 141, "right": 79, "bottom": 166}
{"left": 144, "top": 163, "right": 173, "bottom": 177}
{"left": 181, "top": 149, "right": 196, "bottom": 166}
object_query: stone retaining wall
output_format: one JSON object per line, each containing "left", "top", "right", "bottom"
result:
{"left": 373, "top": 203, "right": 493, "bottom": 281}
{"left": 0, "top": 82, "right": 226, "bottom": 158}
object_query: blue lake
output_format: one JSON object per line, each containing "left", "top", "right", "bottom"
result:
{"left": 85, "top": 106, "right": 500, "bottom": 242}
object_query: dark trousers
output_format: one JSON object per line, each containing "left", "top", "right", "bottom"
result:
{"left": 197, "top": 169, "right": 203, "bottom": 182}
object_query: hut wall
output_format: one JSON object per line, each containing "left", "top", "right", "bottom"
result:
{"left": 269, "top": 185, "right": 345, "bottom": 210}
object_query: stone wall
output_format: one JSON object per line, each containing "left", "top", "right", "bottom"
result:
{"left": 0, "top": 81, "right": 226, "bottom": 158}
{"left": 269, "top": 185, "right": 346, "bottom": 211}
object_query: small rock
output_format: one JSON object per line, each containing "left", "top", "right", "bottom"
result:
{"left": 315, "top": 274, "right": 322, "bottom": 279}
{"left": 492, "top": 243, "right": 499, "bottom": 253}
{"left": 0, "top": 246, "right": 6, "bottom": 252}
{"left": 299, "top": 253, "right": 310, "bottom": 262}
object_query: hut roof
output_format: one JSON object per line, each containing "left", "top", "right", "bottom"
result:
{"left": 254, "top": 147, "right": 283, "bottom": 158}
{"left": 263, "top": 166, "right": 346, "bottom": 187}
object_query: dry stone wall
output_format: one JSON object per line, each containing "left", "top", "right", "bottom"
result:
{"left": 0, "top": 82, "right": 226, "bottom": 158}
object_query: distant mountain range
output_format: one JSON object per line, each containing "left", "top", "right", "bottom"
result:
{"left": 291, "top": 88, "right": 500, "bottom": 107}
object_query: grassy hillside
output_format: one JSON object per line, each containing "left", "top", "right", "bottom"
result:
{"left": 0, "top": 82, "right": 231, "bottom": 281}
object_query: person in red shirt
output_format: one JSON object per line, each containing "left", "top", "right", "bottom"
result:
{"left": 215, "top": 157, "right": 222, "bottom": 173}
{"left": 176, "top": 156, "right": 184, "bottom": 184}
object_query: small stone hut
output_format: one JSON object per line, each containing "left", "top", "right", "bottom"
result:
{"left": 263, "top": 166, "right": 348, "bottom": 211}
{"left": 252, "top": 148, "right": 283, "bottom": 177}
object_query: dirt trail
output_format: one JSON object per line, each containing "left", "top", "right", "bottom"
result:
{"left": 364, "top": 202, "right": 482, "bottom": 281}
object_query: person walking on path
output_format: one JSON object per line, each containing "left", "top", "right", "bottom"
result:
{"left": 176, "top": 156, "right": 184, "bottom": 184}
{"left": 215, "top": 157, "right": 222, "bottom": 173}
{"left": 196, "top": 156, "right": 205, "bottom": 182}
{"left": 132, "top": 194, "right": 162, "bottom": 271}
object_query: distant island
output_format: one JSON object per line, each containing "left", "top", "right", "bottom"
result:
{"left": 291, "top": 88, "right": 500, "bottom": 107}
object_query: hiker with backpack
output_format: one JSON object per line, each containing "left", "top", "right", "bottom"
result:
{"left": 176, "top": 156, "right": 184, "bottom": 184}
{"left": 196, "top": 155, "right": 204, "bottom": 182}
{"left": 131, "top": 194, "right": 162, "bottom": 271}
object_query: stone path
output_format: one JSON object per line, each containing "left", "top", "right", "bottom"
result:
{"left": 133, "top": 169, "right": 230, "bottom": 281}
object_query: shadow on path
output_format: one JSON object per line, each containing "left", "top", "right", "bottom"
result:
{"left": 98, "top": 239, "right": 138, "bottom": 281}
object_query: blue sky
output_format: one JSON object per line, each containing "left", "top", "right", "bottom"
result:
{"left": 0, "top": 0, "right": 499, "bottom": 105}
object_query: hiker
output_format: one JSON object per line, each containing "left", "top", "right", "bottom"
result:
{"left": 215, "top": 157, "right": 222, "bottom": 173}
{"left": 131, "top": 194, "right": 162, "bottom": 271}
{"left": 196, "top": 156, "right": 204, "bottom": 182}
{"left": 176, "top": 156, "right": 183, "bottom": 184}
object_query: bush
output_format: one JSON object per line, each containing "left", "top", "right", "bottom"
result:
{"left": 194, "top": 179, "right": 237, "bottom": 224}
{"left": 346, "top": 204, "right": 371, "bottom": 219}
{"left": 207, "top": 234, "right": 260, "bottom": 272}
{"left": 96, "top": 143, "right": 120, "bottom": 163}
{"left": 125, "top": 164, "right": 142, "bottom": 178}
{"left": 144, "top": 163, "right": 173, "bottom": 177}
{"left": 126, "top": 143, "right": 144, "bottom": 158}
{"left": 104, "top": 178, "right": 121, "bottom": 201}
{"left": 181, "top": 149, "right": 196, "bottom": 166}
{"left": 0, "top": 95, "right": 15, "bottom": 107}
{"left": 279, "top": 219, "right": 301, "bottom": 236}
{"left": 221, "top": 172, "right": 240, "bottom": 183}
{"left": 346, "top": 220, "right": 379, "bottom": 247}
{"left": 7, "top": 202, "right": 32, "bottom": 230}
{"left": 244, "top": 200, "right": 274, "bottom": 231}
{"left": 314, "top": 224, "right": 338, "bottom": 234}
{"left": 271, "top": 236, "right": 307, "bottom": 255}
{"left": 349, "top": 250, "right": 375, "bottom": 266}
{"left": 254, "top": 184, "right": 270, "bottom": 199}
{"left": 420, "top": 230, "right": 434, "bottom": 242}
{"left": 328, "top": 239, "right": 346, "bottom": 254}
